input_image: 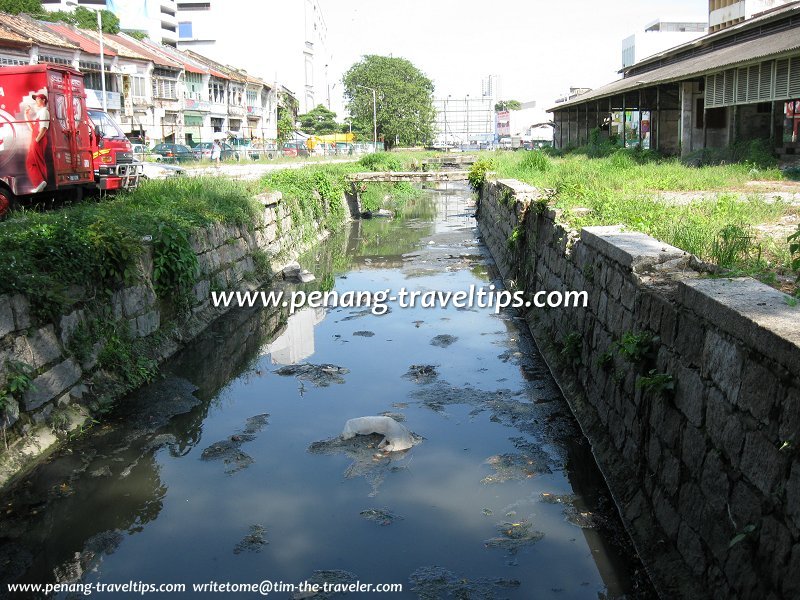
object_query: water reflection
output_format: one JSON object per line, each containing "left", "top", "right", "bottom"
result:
{"left": 0, "top": 182, "right": 654, "bottom": 599}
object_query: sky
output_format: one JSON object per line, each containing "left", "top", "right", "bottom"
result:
{"left": 318, "top": 0, "right": 708, "bottom": 115}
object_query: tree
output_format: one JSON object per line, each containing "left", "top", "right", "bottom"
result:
{"left": 495, "top": 100, "right": 521, "bottom": 112}
{"left": 0, "top": 0, "right": 43, "bottom": 15}
{"left": 299, "top": 104, "right": 338, "bottom": 135}
{"left": 38, "top": 6, "right": 120, "bottom": 34}
{"left": 343, "top": 55, "right": 435, "bottom": 149}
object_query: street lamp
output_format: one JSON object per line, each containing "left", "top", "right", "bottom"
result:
{"left": 357, "top": 84, "right": 377, "bottom": 152}
{"left": 67, "top": 1, "right": 106, "bottom": 111}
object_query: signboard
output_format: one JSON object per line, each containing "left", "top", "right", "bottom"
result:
{"left": 496, "top": 110, "right": 510, "bottom": 137}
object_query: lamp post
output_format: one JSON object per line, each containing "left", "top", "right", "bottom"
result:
{"left": 67, "top": 1, "right": 106, "bottom": 111}
{"left": 357, "top": 84, "right": 377, "bottom": 152}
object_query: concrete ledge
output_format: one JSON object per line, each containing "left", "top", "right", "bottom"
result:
{"left": 679, "top": 277, "right": 800, "bottom": 375}
{"left": 581, "top": 225, "right": 688, "bottom": 272}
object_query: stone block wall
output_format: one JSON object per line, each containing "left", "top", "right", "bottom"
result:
{"left": 0, "top": 190, "right": 325, "bottom": 487}
{"left": 477, "top": 178, "right": 800, "bottom": 599}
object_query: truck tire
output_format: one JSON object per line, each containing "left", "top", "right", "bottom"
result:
{"left": 0, "top": 186, "right": 16, "bottom": 220}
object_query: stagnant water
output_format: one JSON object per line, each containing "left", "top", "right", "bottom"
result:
{"left": 0, "top": 182, "right": 655, "bottom": 599}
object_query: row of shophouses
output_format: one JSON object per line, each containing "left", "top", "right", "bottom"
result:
{"left": 0, "top": 11, "right": 292, "bottom": 146}
{"left": 549, "top": 1, "right": 800, "bottom": 160}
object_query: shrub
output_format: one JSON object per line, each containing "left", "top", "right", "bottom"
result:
{"left": 358, "top": 152, "right": 403, "bottom": 172}
{"left": 519, "top": 150, "right": 551, "bottom": 172}
{"left": 468, "top": 158, "right": 495, "bottom": 192}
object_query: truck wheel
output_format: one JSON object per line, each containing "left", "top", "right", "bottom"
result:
{"left": 0, "top": 187, "right": 16, "bottom": 220}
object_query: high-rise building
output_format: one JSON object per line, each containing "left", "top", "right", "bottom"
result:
{"left": 174, "top": 0, "right": 329, "bottom": 114}
{"left": 41, "top": 0, "right": 179, "bottom": 46}
{"left": 708, "top": 0, "right": 793, "bottom": 32}
{"left": 622, "top": 19, "right": 707, "bottom": 68}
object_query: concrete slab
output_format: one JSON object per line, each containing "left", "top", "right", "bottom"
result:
{"left": 581, "top": 226, "right": 689, "bottom": 272}
{"left": 678, "top": 277, "right": 800, "bottom": 375}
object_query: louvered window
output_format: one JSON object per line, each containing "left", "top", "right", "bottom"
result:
{"left": 706, "top": 54, "right": 800, "bottom": 107}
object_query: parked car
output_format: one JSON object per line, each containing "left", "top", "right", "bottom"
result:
{"left": 228, "top": 138, "right": 261, "bottom": 160}
{"left": 192, "top": 141, "right": 237, "bottom": 161}
{"left": 281, "top": 141, "right": 310, "bottom": 158}
{"left": 151, "top": 143, "right": 195, "bottom": 163}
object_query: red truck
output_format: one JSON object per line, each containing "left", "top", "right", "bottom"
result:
{"left": 0, "top": 64, "right": 140, "bottom": 218}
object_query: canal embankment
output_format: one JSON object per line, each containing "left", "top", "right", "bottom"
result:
{"left": 477, "top": 177, "right": 800, "bottom": 599}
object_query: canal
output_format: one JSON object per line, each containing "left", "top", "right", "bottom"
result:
{"left": 0, "top": 182, "right": 655, "bottom": 599}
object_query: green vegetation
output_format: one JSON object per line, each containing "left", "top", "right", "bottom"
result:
{"left": 299, "top": 104, "right": 340, "bottom": 135}
{"left": 343, "top": 55, "right": 436, "bottom": 148}
{"left": 790, "top": 226, "right": 800, "bottom": 282}
{"left": 0, "top": 177, "right": 262, "bottom": 320}
{"left": 616, "top": 331, "right": 659, "bottom": 364}
{"left": 560, "top": 332, "right": 582, "bottom": 365}
{"left": 468, "top": 158, "right": 495, "bottom": 192}
{"left": 360, "top": 182, "right": 422, "bottom": 213}
{"left": 636, "top": 370, "right": 675, "bottom": 398}
{"left": 0, "top": 360, "right": 34, "bottom": 447}
{"left": 488, "top": 149, "right": 797, "bottom": 286}
{"left": 494, "top": 100, "right": 522, "bottom": 112}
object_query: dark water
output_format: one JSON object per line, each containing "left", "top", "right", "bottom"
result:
{"left": 0, "top": 182, "right": 654, "bottom": 599}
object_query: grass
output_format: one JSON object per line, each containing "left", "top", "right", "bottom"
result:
{"left": 485, "top": 150, "right": 798, "bottom": 288}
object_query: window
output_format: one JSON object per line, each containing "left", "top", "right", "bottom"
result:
{"left": 131, "top": 75, "right": 147, "bottom": 98}
{"left": 246, "top": 90, "right": 258, "bottom": 107}
{"left": 209, "top": 80, "right": 225, "bottom": 104}
{"left": 185, "top": 72, "right": 203, "bottom": 99}
{"left": 178, "top": 2, "right": 211, "bottom": 9}
{"left": 153, "top": 78, "right": 178, "bottom": 99}
{"left": 178, "top": 21, "right": 193, "bottom": 39}
{"left": 0, "top": 56, "right": 26, "bottom": 66}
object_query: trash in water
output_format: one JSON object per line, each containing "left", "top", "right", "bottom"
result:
{"left": 359, "top": 508, "right": 403, "bottom": 526}
{"left": 274, "top": 363, "right": 350, "bottom": 387}
{"left": 234, "top": 525, "right": 268, "bottom": 554}
{"left": 484, "top": 519, "right": 545, "bottom": 554}
{"left": 540, "top": 493, "right": 601, "bottom": 528}
{"left": 378, "top": 411, "right": 406, "bottom": 422}
{"left": 409, "top": 565, "right": 520, "bottom": 600}
{"left": 352, "top": 330, "right": 375, "bottom": 337}
{"left": 403, "top": 364, "right": 438, "bottom": 384}
{"left": 308, "top": 433, "right": 419, "bottom": 497}
{"left": 430, "top": 334, "right": 457, "bottom": 348}
{"left": 341, "top": 416, "right": 416, "bottom": 452}
{"left": 200, "top": 413, "right": 269, "bottom": 474}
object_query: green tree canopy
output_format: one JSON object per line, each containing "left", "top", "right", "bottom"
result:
{"left": 495, "top": 100, "right": 521, "bottom": 112}
{"left": 343, "top": 55, "right": 435, "bottom": 149}
{"left": 299, "top": 104, "right": 338, "bottom": 135}
{"left": 0, "top": 0, "right": 44, "bottom": 15}
{"left": 39, "top": 6, "right": 120, "bottom": 34}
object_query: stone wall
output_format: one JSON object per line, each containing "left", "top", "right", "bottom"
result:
{"left": 477, "top": 178, "right": 800, "bottom": 599}
{"left": 0, "top": 191, "right": 328, "bottom": 488}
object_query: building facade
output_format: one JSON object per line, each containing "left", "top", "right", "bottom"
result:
{"left": 622, "top": 19, "right": 707, "bottom": 69}
{"left": 549, "top": 2, "right": 800, "bottom": 161}
{"left": 175, "top": 0, "right": 329, "bottom": 115}
{"left": 0, "top": 11, "right": 282, "bottom": 146}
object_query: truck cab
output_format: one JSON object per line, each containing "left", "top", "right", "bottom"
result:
{"left": 88, "top": 109, "right": 140, "bottom": 190}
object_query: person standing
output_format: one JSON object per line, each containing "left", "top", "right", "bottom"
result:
{"left": 211, "top": 140, "right": 221, "bottom": 167}
{"left": 24, "top": 89, "right": 50, "bottom": 193}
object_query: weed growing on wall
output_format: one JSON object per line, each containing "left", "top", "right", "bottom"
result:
{"left": 468, "top": 158, "right": 495, "bottom": 192}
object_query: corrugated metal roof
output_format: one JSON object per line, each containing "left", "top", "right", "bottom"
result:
{"left": 111, "top": 33, "right": 182, "bottom": 69}
{"left": 550, "top": 25, "right": 800, "bottom": 110}
{"left": 77, "top": 29, "right": 148, "bottom": 61}
{"left": 0, "top": 13, "right": 77, "bottom": 50}
{"left": 41, "top": 22, "right": 116, "bottom": 57}
{"left": 138, "top": 39, "right": 208, "bottom": 74}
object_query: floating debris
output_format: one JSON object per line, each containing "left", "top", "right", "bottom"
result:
{"left": 539, "top": 493, "right": 601, "bottom": 529}
{"left": 430, "top": 334, "right": 458, "bottom": 348}
{"left": 308, "top": 433, "right": 420, "bottom": 497}
{"left": 352, "top": 330, "right": 375, "bottom": 337}
{"left": 409, "top": 565, "right": 520, "bottom": 600}
{"left": 484, "top": 520, "right": 544, "bottom": 554}
{"left": 234, "top": 525, "right": 268, "bottom": 554}
{"left": 200, "top": 414, "right": 269, "bottom": 474}
{"left": 403, "top": 364, "right": 438, "bottom": 384}
{"left": 274, "top": 363, "right": 350, "bottom": 387}
{"left": 359, "top": 508, "right": 403, "bottom": 526}
{"left": 481, "top": 451, "right": 551, "bottom": 484}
